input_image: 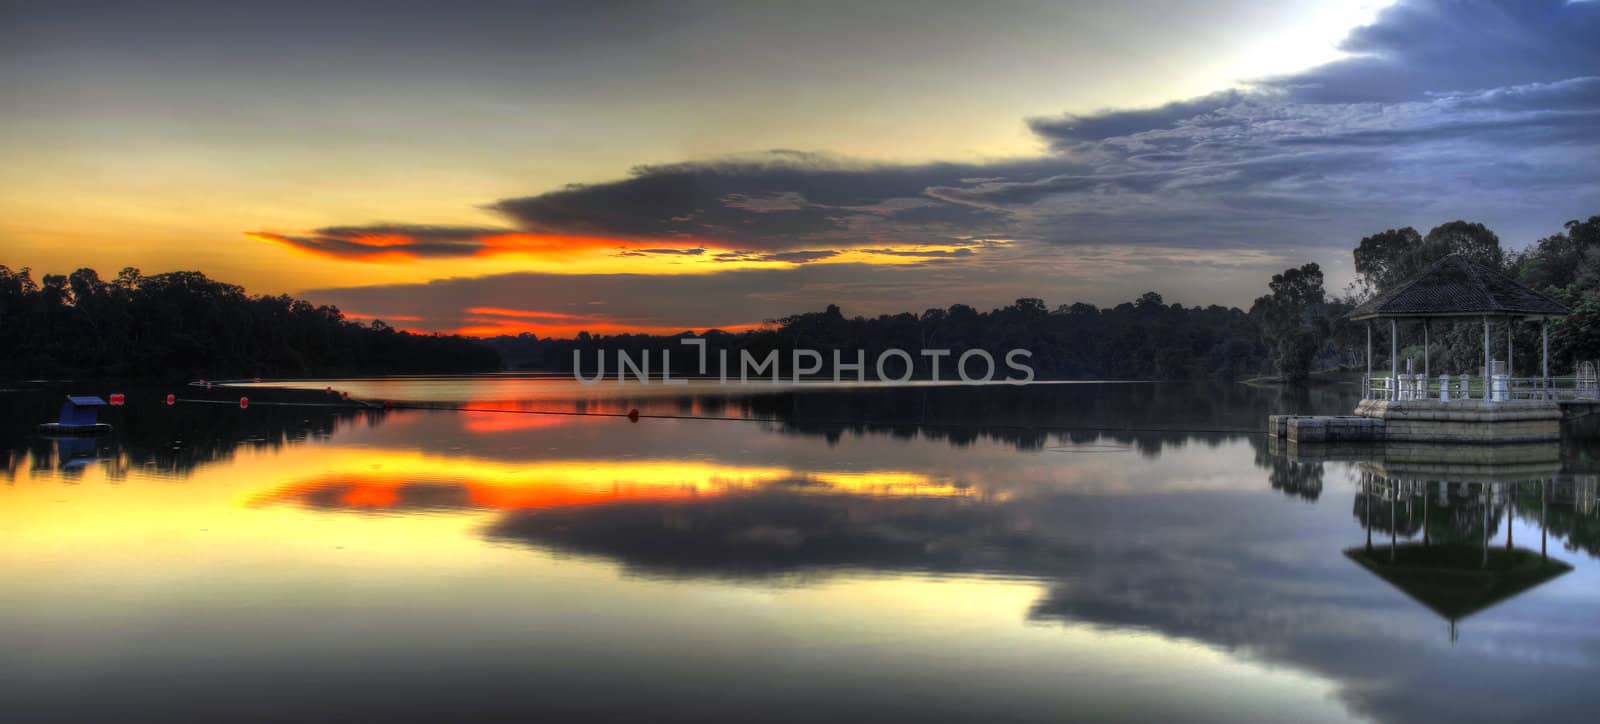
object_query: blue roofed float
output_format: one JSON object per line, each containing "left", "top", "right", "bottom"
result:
{"left": 37, "top": 394, "right": 114, "bottom": 435}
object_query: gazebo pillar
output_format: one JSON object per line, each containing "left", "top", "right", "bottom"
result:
{"left": 1390, "top": 319, "right": 1398, "bottom": 399}
{"left": 1423, "top": 320, "right": 1429, "bottom": 382}
{"left": 1483, "top": 316, "right": 1491, "bottom": 400}
{"left": 1365, "top": 322, "right": 1372, "bottom": 398}
{"left": 1542, "top": 319, "right": 1550, "bottom": 397}
{"left": 1507, "top": 317, "right": 1514, "bottom": 385}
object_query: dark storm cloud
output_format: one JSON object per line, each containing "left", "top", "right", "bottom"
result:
{"left": 1026, "top": 90, "right": 1248, "bottom": 148}
{"left": 708, "top": 249, "right": 840, "bottom": 264}
{"left": 862, "top": 248, "right": 975, "bottom": 258}
{"left": 616, "top": 247, "right": 708, "bottom": 257}
{"left": 254, "top": 224, "right": 509, "bottom": 259}
{"left": 485, "top": 151, "right": 1044, "bottom": 251}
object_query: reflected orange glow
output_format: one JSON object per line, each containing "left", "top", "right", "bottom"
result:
{"left": 461, "top": 411, "right": 572, "bottom": 433}
{"left": 247, "top": 452, "right": 973, "bottom": 513}
{"left": 341, "top": 485, "right": 401, "bottom": 508}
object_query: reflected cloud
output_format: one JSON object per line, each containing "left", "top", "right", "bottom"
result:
{"left": 486, "top": 490, "right": 1033, "bottom": 579}
{"left": 249, "top": 453, "right": 975, "bottom": 515}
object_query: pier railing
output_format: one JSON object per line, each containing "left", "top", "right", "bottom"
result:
{"left": 1363, "top": 375, "right": 1600, "bottom": 402}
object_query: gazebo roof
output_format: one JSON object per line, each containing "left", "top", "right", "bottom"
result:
{"left": 1346, "top": 254, "right": 1571, "bottom": 320}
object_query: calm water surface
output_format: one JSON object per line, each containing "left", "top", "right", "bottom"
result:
{"left": 3, "top": 379, "right": 1598, "bottom": 723}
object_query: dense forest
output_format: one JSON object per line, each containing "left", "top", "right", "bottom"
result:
{"left": 0, "top": 267, "right": 500, "bottom": 379}
{"left": 493, "top": 296, "right": 1269, "bottom": 381}
{"left": 6, "top": 214, "right": 1596, "bottom": 382}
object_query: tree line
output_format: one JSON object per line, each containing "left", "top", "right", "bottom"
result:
{"left": 0, "top": 267, "right": 500, "bottom": 379}
{"left": 493, "top": 295, "right": 1268, "bottom": 380}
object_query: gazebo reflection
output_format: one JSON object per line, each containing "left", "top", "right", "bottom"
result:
{"left": 1274, "top": 439, "right": 1598, "bottom": 640}
{"left": 1339, "top": 447, "right": 1580, "bottom": 641}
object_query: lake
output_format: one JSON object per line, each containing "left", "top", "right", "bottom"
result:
{"left": 3, "top": 377, "right": 1598, "bottom": 723}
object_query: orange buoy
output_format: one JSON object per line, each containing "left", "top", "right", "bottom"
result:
{"left": 239, "top": 396, "right": 249, "bottom": 409}
{"left": 627, "top": 408, "right": 640, "bottom": 422}
{"left": 166, "top": 393, "right": 176, "bottom": 406}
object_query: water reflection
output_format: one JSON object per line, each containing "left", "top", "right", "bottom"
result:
{"left": 254, "top": 455, "right": 975, "bottom": 516}
{"left": 1, "top": 388, "right": 382, "bottom": 481}
{"left": 1345, "top": 453, "right": 1584, "bottom": 641}
{"left": 4, "top": 381, "right": 1599, "bottom": 724}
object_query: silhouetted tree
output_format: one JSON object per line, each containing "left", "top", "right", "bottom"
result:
{"left": 0, "top": 266, "right": 500, "bottom": 379}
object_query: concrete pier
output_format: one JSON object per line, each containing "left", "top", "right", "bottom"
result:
{"left": 1268, "top": 398, "right": 1563, "bottom": 444}
{"left": 1354, "top": 398, "right": 1561, "bottom": 442}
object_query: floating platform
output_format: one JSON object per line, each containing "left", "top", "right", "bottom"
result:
{"left": 1269, "top": 414, "right": 1383, "bottom": 443}
{"left": 39, "top": 395, "right": 113, "bottom": 436}
{"left": 36, "top": 422, "right": 113, "bottom": 436}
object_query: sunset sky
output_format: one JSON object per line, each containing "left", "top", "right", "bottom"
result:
{"left": 4, "top": 0, "right": 1598, "bottom": 337}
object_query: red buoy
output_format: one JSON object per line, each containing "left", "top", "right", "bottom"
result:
{"left": 253, "top": 377, "right": 261, "bottom": 383}
{"left": 239, "top": 396, "right": 249, "bottom": 409}
{"left": 166, "top": 393, "right": 176, "bottom": 406}
{"left": 627, "top": 408, "right": 640, "bottom": 423}
{"left": 382, "top": 400, "right": 392, "bottom": 410}
{"left": 205, "top": 382, "right": 213, "bottom": 390}
{"left": 341, "top": 391, "right": 350, "bottom": 400}
{"left": 108, "top": 393, "right": 125, "bottom": 406}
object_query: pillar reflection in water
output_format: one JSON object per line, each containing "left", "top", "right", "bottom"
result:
{"left": 1344, "top": 450, "right": 1576, "bottom": 643}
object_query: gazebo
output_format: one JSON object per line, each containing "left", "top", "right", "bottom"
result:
{"left": 1346, "top": 254, "right": 1571, "bottom": 402}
